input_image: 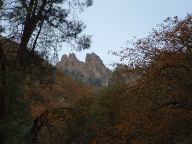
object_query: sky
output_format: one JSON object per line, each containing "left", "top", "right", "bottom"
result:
{"left": 60, "top": 0, "right": 192, "bottom": 69}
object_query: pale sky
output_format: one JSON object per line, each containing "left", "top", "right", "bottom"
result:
{"left": 60, "top": 0, "right": 192, "bottom": 69}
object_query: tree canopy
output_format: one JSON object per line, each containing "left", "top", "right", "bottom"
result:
{"left": 0, "top": 0, "right": 92, "bottom": 65}
{"left": 114, "top": 15, "right": 192, "bottom": 67}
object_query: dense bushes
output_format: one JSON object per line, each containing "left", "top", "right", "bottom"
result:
{"left": 0, "top": 71, "right": 32, "bottom": 144}
{"left": 88, "top": 50, "right": 192, "bottom": 144}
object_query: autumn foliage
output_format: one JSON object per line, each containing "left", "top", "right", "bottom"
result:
{"left": 90, "top": 15, "right": 192, "bottom": 143}
{"left": 1, "top": 11, "right": 192, "bottom": 144}
{"left": 13, "top": 14, "right": 192, "bottom": 144}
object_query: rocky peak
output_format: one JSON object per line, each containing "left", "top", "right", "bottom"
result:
{"left": 61, "top": 54, "right": 68, "bottom": 61}
{"left": 85, "top": 53, "right": 102, "bottom": 63}
{"left": 56, "top": 53, "right": 111, "bottom": 86}
{"left": 69, "top": 53, "right": 78, "bottom": 60}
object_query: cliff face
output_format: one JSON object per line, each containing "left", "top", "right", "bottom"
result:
{"left": 56, "top": 53, "right": 111, "bottom": 86}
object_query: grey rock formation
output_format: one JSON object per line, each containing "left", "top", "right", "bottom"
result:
{"left": 56, "top": 53, "right": 111, "bottom": 86}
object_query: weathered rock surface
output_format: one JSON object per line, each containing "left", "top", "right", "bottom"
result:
{"left": 56, "top": 53, "right": 111, "bottom": 86}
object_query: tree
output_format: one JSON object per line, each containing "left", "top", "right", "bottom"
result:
{"left": 114, "top": 15, "right": 192, "bottom": 67}
{"left": 112, "top": 15, "right": 192, "bottom": 143}
{"left": 0, "top": 1, "right": 93, "bottom": 143}
{"left": 0, "top": 0, "right": 3, "bottom": 32}
{"left": 91, "top": 67, "right": 129, "bottom": 144}
{"left": 1, "top": 0, "right": 92, "bottom": 66}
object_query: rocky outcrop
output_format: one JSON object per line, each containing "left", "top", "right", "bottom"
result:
{"left": 56, "top": 53, "right": 111, "bottom": 86}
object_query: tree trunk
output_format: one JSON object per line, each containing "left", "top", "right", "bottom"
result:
{"left": 17, "top": 21, "right": 36, "bottom": 66}
{"left": 0, "top": 40, "right": 8, "bottom": 144}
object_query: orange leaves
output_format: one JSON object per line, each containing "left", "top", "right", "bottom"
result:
{"left": 108, "top": 43, "right": 192, "bottom": 143}
{"left": 93, "top": 15, "right": 192, "bottom": 143}
{"left": 115, "top": 15, "right": 192, "bottom": 68}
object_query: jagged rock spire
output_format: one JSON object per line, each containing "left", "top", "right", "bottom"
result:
{"left": 56, "top": 53, "right": 111, "bottom": 86}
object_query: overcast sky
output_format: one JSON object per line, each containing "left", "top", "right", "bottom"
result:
{"left": 60, "top": 0, "right": 192, "bottom": 69}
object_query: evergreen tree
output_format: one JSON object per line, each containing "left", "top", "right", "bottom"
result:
{"left": 1, "top": 0, "right": 93, "bottom": 66}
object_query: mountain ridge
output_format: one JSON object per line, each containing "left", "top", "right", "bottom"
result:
{"left": 56, "top": 52, "right": 111, "bottom": 86}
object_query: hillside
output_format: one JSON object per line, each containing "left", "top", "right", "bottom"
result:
{"left": 0, "top": 37, "right": 94, "bottom": 116}
{"left": 25, "top": 70, "right": 94, "bottom": 117}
